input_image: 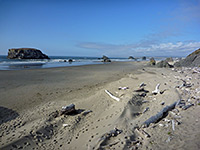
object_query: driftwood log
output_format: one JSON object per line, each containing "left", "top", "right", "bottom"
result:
{"left": 105, "top": 90, "right": 120, "bottom": 101}
{"left": 60, "top": 104, "right": 76, "bottom": 115}
{"left": 142, "top": 101, "right": 177, "bottom": 127}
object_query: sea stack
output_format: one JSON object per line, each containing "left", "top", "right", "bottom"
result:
{"left": 7, "top": 48, "right": 50, "bottom": 59}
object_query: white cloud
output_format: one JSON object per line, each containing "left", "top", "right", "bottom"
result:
{"left": 77, "top": 41, "right": 200, "bottom": 57}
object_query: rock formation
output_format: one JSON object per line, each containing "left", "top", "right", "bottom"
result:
{"left": 101, "top": 55, "right": 111, "bottom": 62}
{"left": 174, "top": 48, "right": 200, "bottom": 67}
{"left": 128, "top": 56, "right": 134, "bottom": 59}
{"left": 7, "top": 48, "right": 49, "bottom": 59}
{"left": 149, "top": 57, "right": 156, "bottom": 65}
{"left": 142, "top": 56, "right": 146, "bottom": 60}
{"left": 165, "top": 57, "right": 173, "bottom": 62}
{"left": 156, "top": 60, "right": 174, "bottom": 68}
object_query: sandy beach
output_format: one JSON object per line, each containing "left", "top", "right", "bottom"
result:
{"left": 0, "top": 61, "right": 200, "bottom": 150}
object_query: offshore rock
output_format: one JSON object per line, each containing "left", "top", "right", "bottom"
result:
{"left": 128, "top": 56, "right": 134, "bottom": 59}
{"left": 101, "top": 55, "right": 111, "bottom": 62}
{"left": 7, "top": 48, "right": 49, "bottom": 59}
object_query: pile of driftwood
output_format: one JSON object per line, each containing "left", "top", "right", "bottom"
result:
{"left": 60, "top": 104, "right": 76, "bottom": 115}
{"left": 93, "top": 128, "right": 123, "bottom": 149}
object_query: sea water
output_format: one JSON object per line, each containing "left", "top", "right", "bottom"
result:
{"left": 0, "top": 55, "right": 171, "bottom": 70}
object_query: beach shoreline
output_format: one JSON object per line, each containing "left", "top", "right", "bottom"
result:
{"left": 0, "top": 61, "right": 146, "bottom": 113}
{"left": 0, "top": 61, "right": 200, "bottom": 150}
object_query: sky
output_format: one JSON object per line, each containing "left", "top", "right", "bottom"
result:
{"left": 0, "top": 0, "right": 200, "bottom": 57}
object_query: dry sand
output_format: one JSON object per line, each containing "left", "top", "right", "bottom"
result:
{"left": 0, "top": 62, "right": 200, "bottom": 150}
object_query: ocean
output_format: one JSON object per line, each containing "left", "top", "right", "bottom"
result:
{"left": 0, "top": 55, "right": 172, "bottom": 70}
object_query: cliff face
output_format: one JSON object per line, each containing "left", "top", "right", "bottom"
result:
{"left": 175, "top": 48, "right": 200, "bottom": 67}
{"left": 7, "top": 48, "right": 49, "bottom": 59}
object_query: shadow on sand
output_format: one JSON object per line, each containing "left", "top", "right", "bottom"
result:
{"left": 0, "top": 106, "right": 19, "bottom": 125}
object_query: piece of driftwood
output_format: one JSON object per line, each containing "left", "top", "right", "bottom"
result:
{"left": 118, "top": 87, "right": 129, "bottom": 90}
{"left": 105, "top": 90, "right": 120, "bottom": 101}
{"left": 142, "top": 100, "right": 149, "bottom": 103}
{"left": 135, "top": 128, "right": 151, "bottom": 138}
{"left": 160, "top": 89, "right": 167, "bottom": 94}
{"left": 82, "top": 110, "right": 92, "bottom": 116}
{"left": 176, "top": 100, "right": 186, "bottom": 108}
{"left": 139, "top": 82, "right": 146, "bottom": 88}
{"left": 142, "top": 101, "right": 177, "bottom": 127}
{"left": 175, "top": 99, "right": 181, "bottom": 107}
{"left": 159, "top": 123, "right": 164, "bottom": 127}
{"left": 152, "top": 83, "right": 160, "bottom": 95}
{"left": 180, "top": 79, "right": 192, "bottom": 88}
{"left": 163, "top": 118, "right": 171, "bottom": 123}
{"left": 182, "top": 103, "right": 194, "bottom": 110}
{"left": 60, "top": 104, "right": 76, "bottom": 115}
{"left": 138, "top": 93, "right": 147, "bottom": 97}
{"left": 172, "top": 120, "right": 175, "bottom": 131}
{"left": 143, "top": 107, "right": 149, "bottom": 114}
{"left": 161, "top": 102, "right": 165, "bottom": 105}
{"left": 63, "top": 124, "right": 70, "bottom": 127}
{"left": 134, "top": 88, "right": 149, "bottom": 93}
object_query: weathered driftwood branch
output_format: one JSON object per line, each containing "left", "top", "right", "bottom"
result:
{"left": 152, "top": 83, "right": 160, "bottom": 95}
{"left": 142, "top": 101, "right": 177, "bottom": 127}
{"left": 142, "top": 100, "right": 149, "bottom": 103}
{"left": 182, "top": 103, "right": 194, "bottom": 110}
{"left": 143, "top": 107, "right": 149, "bottom": 114}
{"left": 60, "top": 104, "right": 76, "bottom": 115}
{"left": 134, "top": 88, "right": 149, "bottom": 93}
{"left": 139, "top": 82, "right": 146, "bottom": 88}
{"left": 135, "top": 128, "right": 151, "bottom": 138}
{"left": 160, "top": 89, "right": 167, "bottom": 94}
{"left": 105, "top": 90, "right": 120, "bottom": 101}
{"left": 180, "top": 79, "right": 192, "bottom": 88}
{"left": 175, "top": 99, "right": 185, "bottom": 108}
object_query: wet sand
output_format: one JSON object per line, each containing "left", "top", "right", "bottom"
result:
{"left": 0, "top": 62, "right": 200, "bottom": 150}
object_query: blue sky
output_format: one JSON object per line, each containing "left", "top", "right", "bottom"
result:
{"left": 0, "top": 0, "right": 200, "bottom": 57}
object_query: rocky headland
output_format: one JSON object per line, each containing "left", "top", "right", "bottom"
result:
{"left": 175, "top": 48, "right": 200, "bottom": 67}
